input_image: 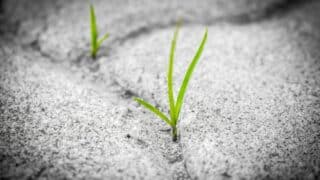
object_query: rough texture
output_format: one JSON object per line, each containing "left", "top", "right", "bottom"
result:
{"left": 0, "top": 44, "right": 180, "bottom": 180}
{"left": 108, "top": 1, "right": 320, "bottom": 179}
{"left": 3, "top": 0, "right": 289, "bottom": 61}
{"left": 1, "top": 0, "right": 320, "bottom": 179}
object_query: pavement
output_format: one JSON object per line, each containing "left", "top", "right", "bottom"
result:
{"left": 0, "top": 0, "right": 319, "bottom": 179}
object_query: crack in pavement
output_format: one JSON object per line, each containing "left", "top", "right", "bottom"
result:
{"left": 1, "top": 0, "right": 320, "bottom": 179}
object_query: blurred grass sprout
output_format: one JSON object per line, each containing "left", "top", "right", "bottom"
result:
{"left": 90, "top": 4, "right": 109, "bottom": 59}
{"left": 134, "top": 23, "right": 208, "bottom": 141}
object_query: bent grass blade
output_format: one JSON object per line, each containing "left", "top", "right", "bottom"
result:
{"left": 134, "top": 97, "right": 173, "bottom": 127}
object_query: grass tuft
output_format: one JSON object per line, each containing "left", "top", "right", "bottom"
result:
{"left": 134, "top": 23, "right": 208, "bottom": 141}
{"left": 90, "top": 4, "right": 109, "bottom": 59}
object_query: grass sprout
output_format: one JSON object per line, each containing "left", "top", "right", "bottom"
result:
{"left": 90, "top": 4, "right": 109, "bottom": 59}
{"left": 134, "top": 24, "right": 208, "bottom": 141}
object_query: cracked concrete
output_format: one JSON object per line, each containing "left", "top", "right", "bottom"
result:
{"left": 1, "top": 0, "right": 320, "bottom": 179}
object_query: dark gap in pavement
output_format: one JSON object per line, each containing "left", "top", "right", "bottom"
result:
{"left": 226, "top": 0, "right": 317, "bottom": 24}
{"left": 110, "top": 79, "right": 139, "bottom": 100}
{"left": 183, "top": 161, "right": 192, "bottom": 179}
{"left": 260, "top": 0, "right": 317, "bottom": 19}
{"left": 28, "top": 39, "right": 56, "bottom": 63}
{"left": 115, "top": 0, "right": 316, "bottom": 45}
{"left": 116, "top": 19, "right": 177, "bottom": 45}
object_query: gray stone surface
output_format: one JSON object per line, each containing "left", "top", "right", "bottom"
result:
{"left": 0, "top": 43, "right": 184, "bottom": 179}
{"left": 1, "top": 0, "right": 320, "bottom": 179}
{"left": 3, "top": 0, "right": 288, "bottom": 61}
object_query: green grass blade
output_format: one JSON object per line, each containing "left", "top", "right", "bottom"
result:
{"left": 167, "top": 23, "right": 180, "bottom": 124}
{"left": 97, "top": 33, "right": 109, "bottom": 48}
{"left": 175, "top": 28, "right": 208, "bottom": 118}
{"left": 90, "top": 4, "right": 98, "bottom": 55}
{"left": 134, "top": 97, "right": 173, "bottom": 127}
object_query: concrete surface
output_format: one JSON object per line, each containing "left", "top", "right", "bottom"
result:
{"left": 1, "top": 0, "right": 319, "bottom": 179}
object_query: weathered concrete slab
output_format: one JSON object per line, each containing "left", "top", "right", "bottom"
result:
{"left": 3, "top": 0, "right": 288, "bottom": 61}
{"left": 1, "top": 0, "right": 319, "bottom": 179}
{"left": 110, "top": 1, "right": 320, "bottom": 179}
{"left": 0, "top": 44, "right": 185, "bottom": 179}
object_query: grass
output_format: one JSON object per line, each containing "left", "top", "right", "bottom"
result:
{"left": 134, "top": 24, "right": 208, "bottom": 141}
{"left": 90, "top": 4, "right": 109, "bottom": 59}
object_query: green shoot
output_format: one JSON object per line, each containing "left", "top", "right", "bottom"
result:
{"left": 90, "top": 4, "right": 109, "bottom": 59}
{"left": 134, "top": 24, "right": 208, "bottom": 141}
